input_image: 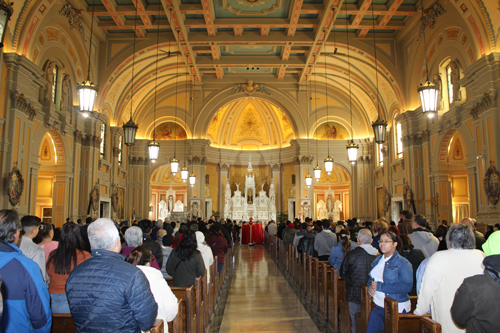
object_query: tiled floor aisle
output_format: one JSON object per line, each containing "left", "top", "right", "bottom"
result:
{"left": 218, "top": 245, "right": 321, "bottom": 332}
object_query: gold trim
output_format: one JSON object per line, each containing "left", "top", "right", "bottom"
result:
{"left": 222, "top": 0, "right": 282, "bottom": 16}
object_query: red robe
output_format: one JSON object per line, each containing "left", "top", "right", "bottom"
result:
{"left": 241, "top": 222, "right": 264, "bottom": 244}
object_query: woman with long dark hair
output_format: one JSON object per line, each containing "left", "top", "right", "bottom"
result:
{"left": 399, "top": 234, "right": 425, "bottom": 296}
{"left": 126, "top": 245, "right": 178, "bottom": 327}
{"left": 38, "top": 222, "right": 58, "bottom": 262}
{"left": 166, "top": 230, "right": 205, "bottom": 287}
{"left": 46, "top": 222, "right": 90, "bottom": 313}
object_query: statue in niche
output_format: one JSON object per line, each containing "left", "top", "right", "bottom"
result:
{"left": 333, "top": 200, "right": 342, "bottom": 221}
{"left": 302, "top": 202, "right": 310, "bottom": 220}
{"left": 168, "top": 196, "right": 173, "bottom": 213}
{"left": 450, "top": 61, "right": 461, "bottom": 101}
{"left": 432, "top": 73, "right": 443, "bottom": 110}
{"left": 60, "top": 74, "right": 71, "bottom": 111}
{"left": 327, "top": 196, "right": 333, "bottom": 213}
{"left": 158, "top": 200, "right": 168, "bottom": 220}
{"left": 205, "top": 185, "right": 210, "bottom": 198}
{"left": 289, "top": 185, "right": 295, "bottom": 198}
{"left": 44, "top": 62, "right": 57, "bottom": 102}
{"left": 192, "top": 202, "right": 199, "bottom": 218}
{"left": 247, "top": 189, "right": 253, "bottom": 204}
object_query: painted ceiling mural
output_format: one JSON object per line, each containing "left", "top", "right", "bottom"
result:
{"left": 313, "top": 122, "right": 350, "bottom": 140}
{"left": 150, "top": 122, "right": 187, "bottom": 140}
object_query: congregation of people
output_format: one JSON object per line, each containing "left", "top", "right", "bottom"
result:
{"left": 266, "top": 211, "right": 500, "bottom": 333}
{"left": 0, "top": 209, "right": 237, "bottom": 333}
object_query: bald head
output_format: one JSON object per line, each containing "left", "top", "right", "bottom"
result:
{"left": 461, "top": 217, "right": 476, "bottom": 230}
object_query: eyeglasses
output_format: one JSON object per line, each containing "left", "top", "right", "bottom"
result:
{"left": 379, "top": 240, "right": 394, "bottom": 244}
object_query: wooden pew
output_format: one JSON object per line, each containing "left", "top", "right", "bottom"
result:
{"left": 310, "top": 258, "right": 319, "bottom": 308}
{"left": 355, "top": 285, "right": 374, "bottom": 333}
{"left": 171, "top": 285, "right": 197, "bottom": 333}
{"left": 420, "top": 317, "right": 441, "bottom": 333}
{"left": 168, "top": 299, "right": 182, "bottom": 333}
{"left": 194, "top": 277, "right": 203, "bottom": 333}
{"left": 383, "top": 297, "right": 430, "bottom": 333}
{"left": 301, "top": 252, "right": 307, "bottom": 295}
{"left": 318, "top": 263, "right": 331, "bottom": 321}
{"left": 51, "top": 315, "right": 164, "bottom": 333}
{"left": 202, "top": 272, "right": 209, "bottom": 332}
{"left": 338, "top": 279, "right": 350, "bottom": 333}
{"left": 327, "top": 268, "right": 340, "bottom": 333}
{"left": 305, "top": 255, "right": 313, "bottom": 302}
{"left": 314, "top": 260, "right": 328, "bottom": 312}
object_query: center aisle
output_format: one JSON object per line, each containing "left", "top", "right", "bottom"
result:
{"left": 218, "top": 244, "right": 321, "bottom": 333}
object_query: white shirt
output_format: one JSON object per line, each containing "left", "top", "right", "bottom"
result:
{"left": 138, "top": 265, "right": 178, "bottom": 332}
{"left": 370, "top": 253, "right": 410, "bottom": 313}
{"left": 19, "top": 236, "right": 50, "bottom": 285}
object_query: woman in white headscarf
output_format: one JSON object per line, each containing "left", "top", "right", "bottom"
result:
{"left": 196, "top": 231, "right": 214, "bottom": 283}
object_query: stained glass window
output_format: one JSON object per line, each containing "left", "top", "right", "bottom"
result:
{"left": 396, "top": 123, "right": 403, "bottom": 159}
{"left": 446, "top": 64, "right": 453, "bottom": 104}
{"left": 100, "top": 124, "right": 105, "bottom": 157}
{"left": 118, "top": 135, "right": 123, "bottom": 165}
{"left": 52, "top": 65, "right": 58, "bottom": 104}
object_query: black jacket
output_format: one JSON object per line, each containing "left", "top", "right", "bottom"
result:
{"left": 340, "top": 246, "right": 378, "bottom": 304}
{"left": 143, "top": 234, "right": 163, "bottom": 269}
{"left": 297, "top": 233, "right": 317, "bottom": 257}
{"left": 66, "top": 250, "right": 157, "bottom": 333}
{"left": 451, "top": 255, "right": 500, "bottom": 333}
{"left": 401, "top": 248, "right": 425, "bottom": 296}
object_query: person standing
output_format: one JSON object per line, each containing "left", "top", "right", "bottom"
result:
{"left": 66, "top": 218, "right": 157, "bottom": 333}
{"left": 0, "top": 209, "right": 52, "bottom": 333}
{"left": 138, "top": 219, "right": 163, "bottom": 269}
{"left": 205, "top": 224, "right": 228, "bottom": 276}
{"left": 408, "top": 215, "right": 439, "bottom": 258}
{"left": 314, "top": 220, "right": 337, "bottom": 261}
{"left": 19, "top": 215, "right": 49, "bottom": 285}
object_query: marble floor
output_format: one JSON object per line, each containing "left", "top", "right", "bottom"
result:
{"left": 218, "top": 245, "right": 321, "bottom": 333}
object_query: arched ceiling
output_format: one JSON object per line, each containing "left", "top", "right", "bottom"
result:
{"left": 207, "top": 97, "right": 294, "bottom": 150}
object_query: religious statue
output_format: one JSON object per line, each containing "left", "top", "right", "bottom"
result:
{"left": 327, "top": 196, "right": 333, "bottom": 213}
{"left": 205, "top": 185, "right": 210, "bottom": 198}
{"left": 44, "top": 61, "right": 57, "bottom": 102}
{"left": 247, "top": 189, "right": 253, "bottom": 204}
{"left": 168, "top": 196, "right": 173, "bottom": 213}
{"left": 158, "top": 200, "right": 168, "bottom": 220}
{"left": 302, "top": 202, "right": 310, "bottom": 221}
{"left": 333, "top": 200, "right": 342, "bottom": 221}
{"left": 7, "top": 165, "right": 24, "bottom": 207}
{"left": 289, "top": 185, "right": 296, "bottom": 198}
{"left": 60, "top": 74, "right": 71, "bottom": 111}
{"left": 192, "top": 202, "right": 199, "bottom": 218}
{"left": 432, "top": 73, "right": 443, "bottom": 110}
{"left": 90, "top": 183, "right": 100, "bottom": 212}
{"left": 235, "top": 183, "right": 240, "bottom": 191}
{"left": 450, "top": 60, "right": 461, "bottom": 101}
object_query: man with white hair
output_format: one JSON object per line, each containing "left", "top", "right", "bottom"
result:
{"left": 340, "top": 228, "right": 379, "bottom": 333}
{"left": 121, "top": 226, "right": 161, "bottom": 270}
{"left": 66, "top": 218, "right": 157, "bottom": 333}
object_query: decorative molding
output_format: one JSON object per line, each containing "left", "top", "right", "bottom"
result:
{"left": 189, "top": 156, "right": 207, "bottom": 165}
{"left": 230, "top": 81, "right": 272, "bottom": 96}
{"left": 417, "top": 4, "right": 446, "bottom": 41}
{"left": 59, "top": 4, "right": 86, "bottom": 41}
{"left": 484, "top": 161, "right": 500, "bottom": 208}
{"left": 219, "top": 163, "right": 229, "bottom": 172}
{"left": 112, "top": 147, "right": 121, "bottom": 158}
{"left": 470, "top": 89, "right": 496, "bottom": 120}
{"left": 223, "top": 0, "right": 282, "bottom": 15}
{"left": 391, "top": 159, "right": 404, "bottom": 173}
{"left": 6, "top": 164, "right": 24, "bottom": 207}
{"left": 129, "top": 156, "right": 147, "bottom": 165}
{"left": 74, "top": 130, "right": 83, "bottom": 144}
{"left": 11, "top": 90, "right": 36, "bottom": 121}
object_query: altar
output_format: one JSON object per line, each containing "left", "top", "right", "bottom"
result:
{"left": 223, "top": 156, "right": 277, "bottom": 222}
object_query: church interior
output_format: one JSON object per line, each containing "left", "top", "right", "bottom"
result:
{"left": 1, "top": 0, "right": 500, "bottom": 228}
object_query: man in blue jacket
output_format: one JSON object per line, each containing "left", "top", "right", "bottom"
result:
{"left": 0, "top": 209, "right": 52, "bottom": 333}
{"left": 66, "top": 218, "right": 157, "bottom": 333}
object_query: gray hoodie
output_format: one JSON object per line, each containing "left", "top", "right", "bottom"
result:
{"left": 359, "top": 243, "right": 379, "bottom": 256}
{"left": 409, "top": 229, "right": 439, "bottom": 258}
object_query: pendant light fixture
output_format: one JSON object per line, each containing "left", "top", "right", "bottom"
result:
{"left": 344, "top": 6, "right": 358, "bottom": 164}
{"left": 323, "top": 53, "right": 333, "bottom": 175}
{"left": 148, "top": 2, "right": 162, "bottom": 162}
{"left": 305, "top": 77, "right": 313, "bottom": 187}
{"left": 313, "top": 79, "right": 321, "bottom": 180}
{"left": 180, "top": 76, "right": 189, "bottom": 182}
{"left": 417, "top": 0, "right": 439, "bottom": 118}
{"left": 369, "top": 2, "right": 388, "bottom": 144}
{"left": 0, "top": 0, "right": 14, "bottom": 48}
{"left": 76, "top": 0, "right": 98, "bottom": 115}
{"left": 122, "top": 6, "right": 139, "bottom": 146}
{"left": 188, "top": 82, "right": 196, "bottom": 187}
{"left": 170, "top": 53, "right": 180, "bottom": 175}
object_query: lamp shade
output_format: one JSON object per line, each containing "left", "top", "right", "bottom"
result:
{"left": 305, "top": 174, "right": 312, "bottom": 187}
{"left": 77, "top": 79, "right": 98, "bottom": 113}
{"left": 324, "top": 156, "right": 333, "bottom": 175}
{"left": 346, "top": 140, "right": 359, "bottom": 163}
{"left": 372, "top": 116, "right": 388, "bottom": 144}
{"left": 122, "top": 117, "right": 138, "bottom": 146}
{"left": 418, "top": 80, "right": 440, "bottom": 118}
{"left": 148, "top": 140, "right": 159, "bottom": 162}
{"left": 313, "top": 165, "right": 322, "bottom": 180}
{"left": 189, "top": 173, "right": 196, "bottom": 186}
{"left": 0, "top": 0, "right": 13, "bottom": 48}
{"left": 170, "top": 158, "right": 179, "bottom": 175}
{"left": 181, "top": 166, "right": 189, "bottom": 182}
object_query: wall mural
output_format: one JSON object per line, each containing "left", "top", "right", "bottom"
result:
{"left": 150, "top": 122, "right": 187, "bottom": 140}
{"left": 313, "top": 122, "right": 349, "bottom": 140}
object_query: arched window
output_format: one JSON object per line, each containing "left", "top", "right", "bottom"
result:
{"left": 100, "top": 124, "right": 106, "bottom": 158}
{"left": 118, "top": 135, "right": 123, "bottom": 165}
{"left": 52, "top": 65, "right": 58, "bottom": 104}
{"left": 396, "top": 123, "right": 403, "bottom": 159}
{"left": 446, "top": 64, "right": 453, "bottom": 104}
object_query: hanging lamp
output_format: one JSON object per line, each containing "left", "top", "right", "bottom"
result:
{"left": 76, "top": 0, "right": 98, "bottom": 115}
{"left": 170, "top": 53, "right": 180, "bottom": 175}
{"left": 344, "top": 6, "right": 358, "bottom": 163}
{"left": 369, "top": 2, "right": 388, "bottom": 144}
{"left": 148, "top": 3, "right": 163, "bottom": 162}
{"left": 181, "top": 76, "right": 189, "bottom": 181}
{"left": 305, "top": 77, "right": 313, "bottom": 187}
{"left": 312, "top": 79, "right": 321, "bottom": 180}
{"left": 323, "top": 54, "right": 334, "bottom": 175}
{"left": 122, "top": 5, "right": 139, "bottom": 146}
{"left": 189, "top": 81, "right": 196, "bottom": 187}
{"left": 0, "top": 0, "right": 14, "bottom": 48}
{"left": 417, "top": 0, "right": 439, "bottom": 118}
